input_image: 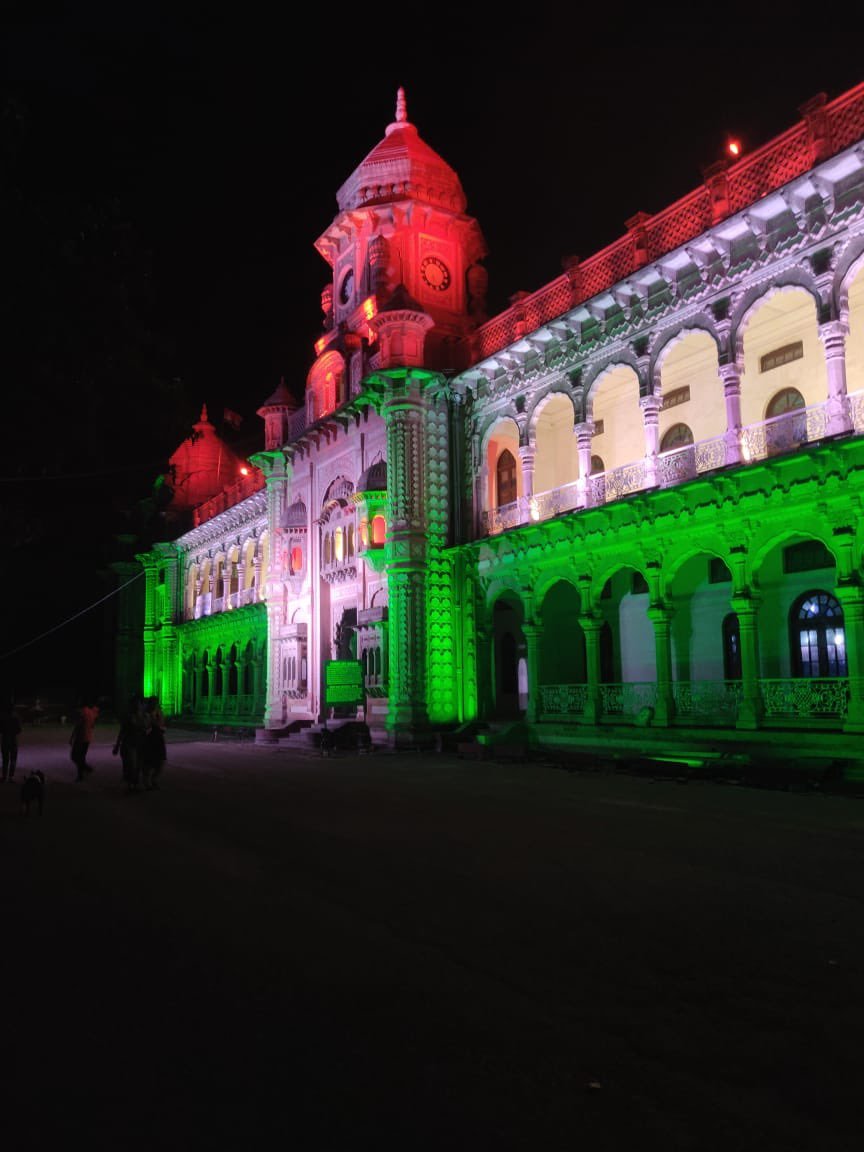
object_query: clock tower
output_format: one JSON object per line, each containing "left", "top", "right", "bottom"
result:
{"left": 312, "top": 88, "right": 488, "bottom": 396}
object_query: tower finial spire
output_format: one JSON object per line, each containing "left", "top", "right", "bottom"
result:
{"left": 396, "top": 87, "right": 407, "bottom": 123}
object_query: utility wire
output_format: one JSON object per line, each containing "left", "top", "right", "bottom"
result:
{"left": 0, "top": 570, "right": 144, "bottom": 661}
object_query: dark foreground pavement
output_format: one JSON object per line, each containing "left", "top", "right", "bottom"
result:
{"left": 3, "top": 726, "right": 863, "bottom": 1151}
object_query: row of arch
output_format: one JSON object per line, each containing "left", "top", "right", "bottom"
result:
{"left": 186, "top": 533, "right": 269, "bottom": 620}
{"left": 185, "top": 641, "right": 264, "bottom": 711}
{"left": 482, "top": 529, "right": 858, "bottom": 724}
{"left": 483, "top": 270, "right": 864, "bottom": 512}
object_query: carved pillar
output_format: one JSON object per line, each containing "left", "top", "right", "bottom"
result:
{"left": 719, "top": 363, "right": 744, "bottom": 465}
{"left": 574, "top": 422, "right": 594, "bottom": 506}
{"left": 475, "top": 624, "right": 492, "bottom": 722}
{"left": 647, "top": 605, "right": 674, "bottom": 726}
{"left": 139, "top": 554, "right": 158, "bottom": 699}
{"left": 580, "top": 615, "right": 603, "bottom": 723}
{"left": 383, "top": 374, "right": 431, "bottom": 742}
{"left": 522, "top": 622, "right": 540, "bottom": 724}
{"left": 834, "top": 584, "right": 864, "bottom": 731}
{"left": 732, "top": 594, "right": 763, "bottom": 729}
{"left": 819, "top": 320, "right": 853, "bottom": 435}
{"left": 640, "top": 393, "right": 661, "bottom": 488}
{"left": 518, "top": 445, "right": 536, "bottom": 502}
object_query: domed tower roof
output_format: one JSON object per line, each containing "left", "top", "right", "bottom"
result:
{"left": 336, "top": 88, "right": 466, "bottom": 214}
{"left": 257, "top": 376, "right": 299, "bottom": 414}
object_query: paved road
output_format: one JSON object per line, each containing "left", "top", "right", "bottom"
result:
{"left": 3, "top": 726, "right": 863, "bottom": 1151}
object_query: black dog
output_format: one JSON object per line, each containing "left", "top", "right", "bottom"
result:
{"left": 21, "top": 770, "right": 45, "bottom": 817}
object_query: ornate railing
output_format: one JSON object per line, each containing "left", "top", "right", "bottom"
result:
{"left": 599, "top": 681, "right": 658, "bottom": 717}
{"left": 761, "top": 677, "right": 848, "bottom": 717}
{"left": 740, "top": 403, "right": 828, "bottom": 462}
{"left": 480, "top": 399, "right": 849, "bottom": 538}
{"left": 531, "top": 480, "right": 581, "bottom": 520}
{"left": 604, "top": 460, "right": 648, "bottom": 501}
{"left": 848, "top": 388, "right": 864, "bottom": 433}
{"left": 658, "top": 434, "right": 727, "bottom": 486}
{"left": 540, "top": 683, "right": 588, "bottom": 716}
{"left": 483, "top": 498, "right": 523, "bottom": 535}
{"left": 672, "top": 680, "right": 742, "bottom": 721}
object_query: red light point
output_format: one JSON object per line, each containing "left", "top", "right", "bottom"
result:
{"left": 727, "top": 139, "right": 741, "bottom": 158}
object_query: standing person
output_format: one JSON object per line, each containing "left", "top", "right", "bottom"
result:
{"left": 142, "top": 696, "right": 167, "bottom": 790}
{"left": 70, "top": 697, "right": 100, "bottom": 782}
{"left": 112, "top": 695, "right": 148, "bottom": 792}
{"left": 1, "top": 701, "right": 22, "bottom": 783}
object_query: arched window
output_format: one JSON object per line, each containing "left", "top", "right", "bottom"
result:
{"left": 722, "top": 613, "right": 742, "bottom": 680}
{"left": 766, "top": 388, "right": 805, "bottom": 419}
{"left": 791, "top": 591, "right": 847, "bottom": 677}
{"left": 324, "top": 534, "right": 332, "bottom": 566}
{"left": 371, "top": 515, "right": 386, "bottom": 546}
{"left": 290, "top": 545, "right": 303, "bottom": 574}
{"left": 334, "top": 527, "right": 344, "bottom": 562}
{"left": 766, "top": 388, "right": 807, "bottom": 456}
{"left": 660, "top": 423, "right": 694, "bottom": 452}
{"left": 590, "top": 454, "right": 605, "bottom": 475}
{"left": 496, "top": 449, "right": 517, "bottom": 507}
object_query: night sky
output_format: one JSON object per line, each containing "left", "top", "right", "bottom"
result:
{"left": 2, "top": 11, "right": 862, "bottom": 701}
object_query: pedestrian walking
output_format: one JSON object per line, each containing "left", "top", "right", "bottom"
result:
{"left": 142, "top": 695, "right": 167, "bottom": 790}
{"left": 1, "top": 701, "right": 22, "bottom": 782}
{"left": 112, "top": 694, "right": 148, "bottom": 792}
{"left": 70, "top": 697, "right": 100, "bottom": 782}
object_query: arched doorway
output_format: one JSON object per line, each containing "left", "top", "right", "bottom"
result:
{"left": 537, "top": 581, "right": 585, "bottom": 718}
{"left": 491, "top": 595, "right": 526, "bottom": 719}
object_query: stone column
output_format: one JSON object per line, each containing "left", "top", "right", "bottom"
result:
{"left": 520, "top": 440, "right": 534, "bottom": 523}
{"left": 647, "top": 605, "right": 674, "bottom": 725}
{"left": 383, "top": 374, "right": 431, "bottom": 743}
{"left": 731, "top": 594, "right": 763, "bottom": 729}
{"left": 640, "top": 394, "right": 661, "bottom": 488}
{"left": 579, "top": 615, "right": 603, "bottom": 723}
{"left": 574, "top": 422, "right": 594, "bottom": 506}
{"left": 522, "top": 623, "right": 540, "bottom": 723}
{"left": 475, "top": 624, "right": 492, "bottom": 722}
{"left": 834, "top": 584, "right": 864, "bottom": 731}
{"left": 719, "top": 363, "right": 744, "bottom": 465}
{"left": 819, "top": 320, "right": 853, "bottom": 435}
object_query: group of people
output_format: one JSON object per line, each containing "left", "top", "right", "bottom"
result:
{"left": 68, "top": 694, "right": 166, "bottom": 792}
{"left": 112, "top": 695, "right": 167, "bottom": 792}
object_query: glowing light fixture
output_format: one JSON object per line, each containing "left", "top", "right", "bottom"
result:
{"left": 727, "top": 138, "right": 742, "bottom": 158}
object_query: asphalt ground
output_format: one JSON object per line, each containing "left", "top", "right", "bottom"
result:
{"left": 3, "top": 725, "right": 863, "bottom": 1151}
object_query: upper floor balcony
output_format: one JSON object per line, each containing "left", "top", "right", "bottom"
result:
{"left": 483, "top": 393, "right": 864, "bottom": 535}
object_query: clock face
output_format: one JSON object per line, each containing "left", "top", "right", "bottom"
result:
{"left": 420, "top": 255, "right": 451, "bottom": 292}
{"left": 339, "top": 267, "right": 354, "bottom": 306}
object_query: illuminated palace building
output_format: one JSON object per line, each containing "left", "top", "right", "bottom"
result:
{"left": 139, "top": 83, "right": 864, "bottom": 763}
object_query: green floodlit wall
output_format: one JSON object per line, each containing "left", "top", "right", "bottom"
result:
{"left": 175, "top": 602, "right": 268, "bottom": 725}
{"left": 425, "top": 398, "right": 458, "bottom": 725}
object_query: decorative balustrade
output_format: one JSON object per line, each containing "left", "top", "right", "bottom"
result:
{"left": 849, "top": 388, "right": 864, "bottom": 433}
{"left": 672, "top": 680, "right": 742, "bottom": 721}
{"left": 601, "top": 460, "right": 648, "bottom": 502}
{"left": 536, "top": 677, "right": 848, "bottom": 725}
{"left": 539, "top": 683, "right": 588, "bottom": 716}
{"left": 761, "top": 677, "right": 848, "bottom": 717}
{"left": 740, "top": 403, "right": 828, "bottom": 462}
{"left": 480, "top": 401, "right": 846, "bottom": 539}
{"left": 599, "top": 681, "right": 658, "bottom": 717}
{"left": 531, "top": 480, "right": 581, "bottom": 521}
